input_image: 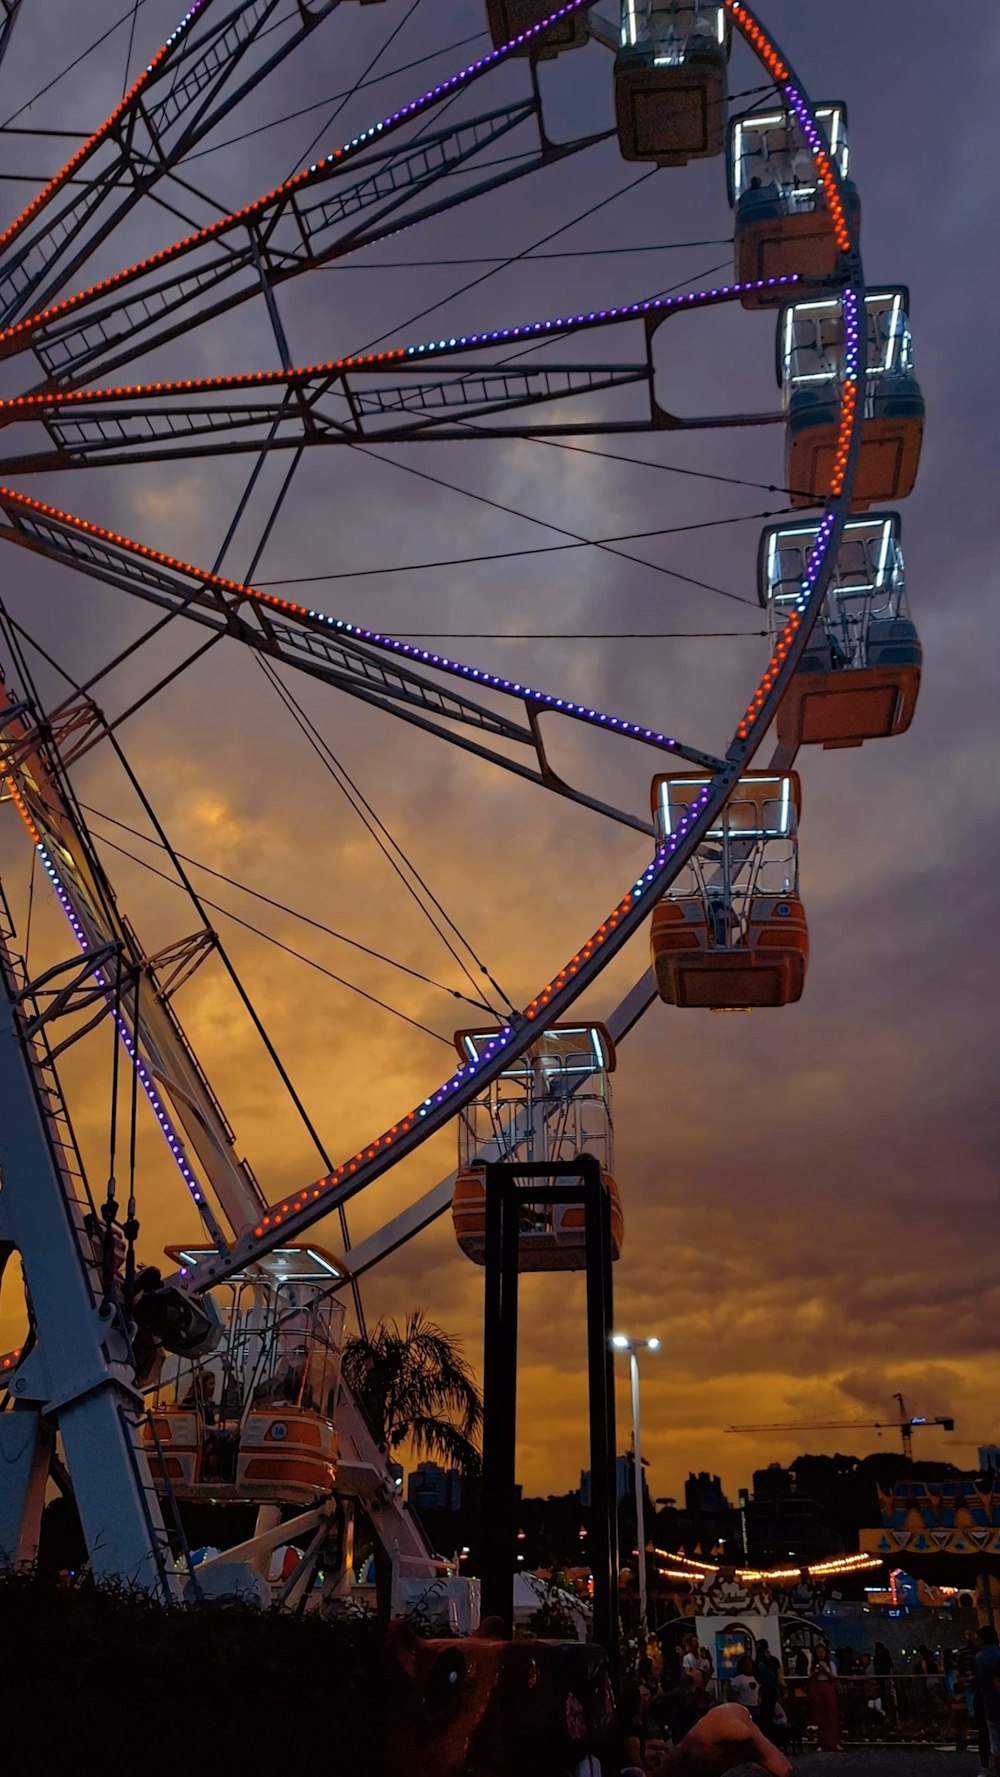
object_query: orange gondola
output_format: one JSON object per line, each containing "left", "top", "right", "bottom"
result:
{"left": 142, "top": 1245, "right": 345, "bottom": 1508}
{"left": 760, "top": 514, "right": 921, "bottom": 749}
{"left": 451, "top": 1025, "right": 623, "bottom": 1270}
{"left": 729, "top": 102, "right": 860, "bottom": 307}
{"left": 649, "top": 773, "right": 807, "bottom": 1011}
{"left": 780, "top": 289, "right": 924, "bottom": 510}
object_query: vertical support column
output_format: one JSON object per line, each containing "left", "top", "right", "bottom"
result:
{"left": 249, "top": 1503, "right": 283, "bottom": 1576}
{"left": 0, "top": 1407, "right": 53, "bottom": 1570}
{"left": 583, "top": 1154, "right": 618, "bottom": 1680}
{"left": 630, "top": 1348, "right": 648, "bottom": 1637}
{"left": 478, "top": 1158, "right": 618, "bottom": 1670}
{"left": 480, "top": 1163, "right": 521, "bottom": 1632}
{"left": 0, "top": 957, "right": 175, "bottom": 1598}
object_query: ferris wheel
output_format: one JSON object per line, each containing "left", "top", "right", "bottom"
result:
{"left": 0, "top": 0, "right": 923, "bottom": 1599}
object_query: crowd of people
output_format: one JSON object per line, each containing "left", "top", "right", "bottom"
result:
{"left": 609, "top": 1622, "right": 1000, "bottom": 1772}
{"left": 829, "top": 1624, "right": 1000, "bottom": 1772}
{"left": 957, "top": 1624, "right": 1000, "bottom": 1776}
{"left": 615, "top": 1633, "right": 826, "bottom": 1772}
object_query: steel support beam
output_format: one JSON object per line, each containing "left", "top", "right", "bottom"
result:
{"left": 16, "top": 107, "right": 594, "bottom": 392}
{"left": 480, "top": 1157, "right": 617, "bottom": 1675}
{"left": 0, "top": 0, "right": 23, "bottom": 76}
{"left": 0, "top": 1406, "right": 52, "bottom": 1569}
{"left": 0, "top": 948, "right": 174, "bottom": 1596}
{"left": 0, "top": 0, "right": 348, "bottom": 328}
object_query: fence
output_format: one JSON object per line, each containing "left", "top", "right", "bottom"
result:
{"left": 832, "top": 1675, "right": 969, "bottom": 1747}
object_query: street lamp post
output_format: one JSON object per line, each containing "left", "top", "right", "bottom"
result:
{"left": 611, "top": 1333, "right": 660, "bottom": 1639}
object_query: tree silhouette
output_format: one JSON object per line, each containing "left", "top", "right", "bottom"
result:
{"left": 341, "top": 1310, "right": 482, "bottom": 1478}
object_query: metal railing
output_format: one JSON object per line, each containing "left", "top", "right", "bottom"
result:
{"left": 832, "top": 1675, "right": 968, "bottom": 1746}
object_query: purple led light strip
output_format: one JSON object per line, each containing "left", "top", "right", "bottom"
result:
{"left": 401, "top": 275, "right": 799, "bottom": 359}
{"left": 306, "top": 595, "right": 691, "bottom": 754}
{"left": 330, "top": 0, "right": 595, "bottom": 163}
{"left": 32, "top": 834, "right": 221, "bottom": 1231}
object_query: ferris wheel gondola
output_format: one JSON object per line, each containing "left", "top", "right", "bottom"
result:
{"left": 781, "top": 286, "right": 925, "bottom": 509}
{"left": 0, "top": 0, "right": 924, "bottom": 1599}
{"left": 759, "top": 512, "right": 922, "bottom": 750}
{"left": 615, "top": 1, "right": 731, "bottom": 166}
{"left": 728, "top": 100, "right": 862, "bottom": 304}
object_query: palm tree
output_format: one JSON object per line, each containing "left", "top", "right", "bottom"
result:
{"left": 341, "top": 1310, "right": 482, "bottom": 1478}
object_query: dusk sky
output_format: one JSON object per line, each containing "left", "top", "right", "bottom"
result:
{"left": 0, "top": 0, "right": 996, "bottom": 1509}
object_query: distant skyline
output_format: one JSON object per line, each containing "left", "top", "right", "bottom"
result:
{"left": 0, "top": 2, "right": 995, "bottom": 1503}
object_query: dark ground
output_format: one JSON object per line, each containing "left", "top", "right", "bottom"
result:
{"left": 733, "top": 1756, "right": 982, "bottom": 1776}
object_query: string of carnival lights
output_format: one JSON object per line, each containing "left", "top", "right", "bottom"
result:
{"left": 0, "top": 274, "right": 802, "bottom": 411}
{"left": 0, "top": 483, "right": 714, "bottom": 759}
{"left": 654, "top": 1549, "right": 884, "bottom": 1585}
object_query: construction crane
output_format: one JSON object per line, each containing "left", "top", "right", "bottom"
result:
{"left": 725, "top": 1394, "right": 955, "bottom": 1462}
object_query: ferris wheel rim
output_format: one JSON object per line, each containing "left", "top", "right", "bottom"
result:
{"left": 212, "top": 0, "right": 864, "bottom": 1282}
{"left": 0, "top": 0, "right": 867, "bottom": 1293}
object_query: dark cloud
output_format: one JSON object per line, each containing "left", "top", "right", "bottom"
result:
{"left": 0, "top": 1, "right": 994, "bottom": 1503}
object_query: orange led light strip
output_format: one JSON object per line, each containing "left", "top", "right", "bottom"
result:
{"left": 0, "top": 2, "right": 214, "bottom": 259}
{"left": 723, "top": 1, "right": 861, "bottom": 747}
{"left": 0, "top": 355, "right": 407, "bottom": 416}
{"left": 0, "top": 2, "right": 594, "bottom": 359}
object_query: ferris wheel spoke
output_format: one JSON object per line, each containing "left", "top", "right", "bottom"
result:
{"left": 11, "top": 107, "right": 606, "bottom": 394}
{"left": 0, "top": 369, "right": 652, "bottom": 471}
{"left": 0, "top": 487, "right": 726, "bottom": 832}
{"left": 0, "top": 0, "right": 349, "bottom": 329}
{"left": 0, "top": 0, "right": 23, "bottom": 76}
{"left": 0, "top": 14, "right": 606, "bottom": 386}
{"left": 0, "top": 274, "right": 796, "bottom": 473}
